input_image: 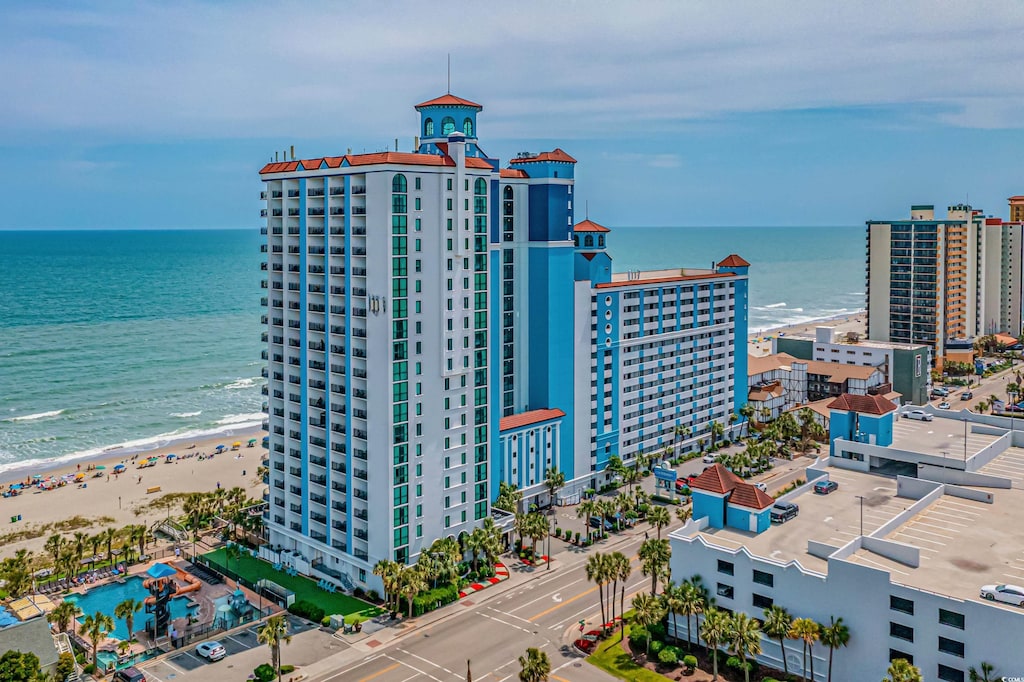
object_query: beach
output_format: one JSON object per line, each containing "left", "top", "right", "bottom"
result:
{"left": 0, "top": 428, "right": 267, "bottom": 559}
{"left": 748, "top": 310, "right": 867, "bottom": 356}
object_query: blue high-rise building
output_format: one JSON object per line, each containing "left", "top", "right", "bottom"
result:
{"left": 258, "top": 93, "right": 749, "bottom": 591}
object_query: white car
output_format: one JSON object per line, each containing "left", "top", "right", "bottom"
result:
{"left": 702, "top": 454, "right": 716, "bottom": 464}
{"left": 753, "top": 482, "right": 767, "bottom": 492}
{"left": 938, "top": 401, "right": 951, "bottom": 410}
{"left": 195, "top": 641, "right": 226, "bottom": 661}
{"left": 903, "top": 409, "right": 933, "bottom": 422}
{"left": 981, "top": 584, "right": 1024, "bottom": 607}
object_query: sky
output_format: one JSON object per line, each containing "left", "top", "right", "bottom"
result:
{"left": 2, "top": 0, "right": 1023, "bottom": 229}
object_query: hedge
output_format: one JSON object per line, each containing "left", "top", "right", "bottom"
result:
{"left": 411, "top": 584, "right": 459, "bottom": 617}
{"left": 288, "top": 599, "right": 326, "bottom": 623}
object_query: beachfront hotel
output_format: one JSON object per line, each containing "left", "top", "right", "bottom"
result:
{"left": 257, "top": 94, "right": 748, "bottom": 591}
{"left": 865, "top": 202, "right": 1024, "bottom": 369}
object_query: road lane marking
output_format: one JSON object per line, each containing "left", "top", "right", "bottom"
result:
{"left": 528, "top": 584, "right": 599, "bottom": 621}
{"left": 478, "top": 611, "right": 535, "bottom": 635}
{"left": 508, "top": 578, "right": 584, "bottom": 613}
{"left": 359, "top": 662, "right": 401, "bottom": 682}
{"left": 321, "top": 654, "right": 387, "bottom": 681}
{"left": 548, "top": 580, "right": 647, "bottom": 628}
{"left": 487, "top": 607, "right": 532, "bottom": 624}
{"left": 397, "top": 649, "right": 459, "bottom": 678}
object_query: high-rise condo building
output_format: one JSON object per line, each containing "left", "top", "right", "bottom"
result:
{"left": 865, "top": 203, "right": 1023, "bottom": 369}
{"left": 258, "top": 94, "right": 748, "bottom": 592}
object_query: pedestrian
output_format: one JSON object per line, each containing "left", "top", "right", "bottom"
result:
{"left": 242, "top": 470, "right": 246, "bottom": 477}
{"left": 216, "top": 481, "right": 221, "bottom": 490}
{"left": 138, "top": 475, "right": 142, "bottom": 484}
{"left": 644, "top": 531, "right": 649, "bottom": 539}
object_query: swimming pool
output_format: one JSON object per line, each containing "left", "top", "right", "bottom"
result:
{"left": 64, "top": 576, "right": 198, "bottom": 640}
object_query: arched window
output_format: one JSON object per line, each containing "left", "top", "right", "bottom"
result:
{"left": 474, "top": 178, "right": 487, "bottom": 196}
{"left": 574, "top": 235, "right": 579, "bottom": 247}
{"left": 441, "top": 116, "right": 456, "bottom": 135}
{"left": 584, "top": 235, "right": 594, "bottom": 247}
{"left": 463, "top": 118, "right": 474, "bottom": 137}
{"left": 503, "top": 186, "right": 513, "bottom": 201}
{"left": 424, "top": 118, "right": 434, "bottom": 137}
{"left": 392, "top": 174, "right": 407, "bottom": 193}
{"left": 598, "top": 235, "right": 605, "bottom": 247}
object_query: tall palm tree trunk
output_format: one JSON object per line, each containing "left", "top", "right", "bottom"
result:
{"left": 598, "top": 583, "right": 606, "bottom": 626}
{"left": 619, "top": 584, "right": 626, "bottom": 641}
{"left": 778, "top": 636, "right": 789, "bottom": 675}
{"left": 808, "top": 644, "right": 815, "bottom": 682}
{"left": 802, "top": 641, "right": 808, "bottom": 682}
{"left": 686, "top": 613, "right": 693, "bottom": 648}
{"left": 827, "top": 646, "right": 834, "bottom": 682}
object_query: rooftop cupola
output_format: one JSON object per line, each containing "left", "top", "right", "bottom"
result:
{"left": 415, "top": 94, "right": 482, "bottom": 143}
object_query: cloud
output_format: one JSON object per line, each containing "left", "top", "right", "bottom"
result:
{"left": 0, "top": 0, "right": 1023, "bottom": 146}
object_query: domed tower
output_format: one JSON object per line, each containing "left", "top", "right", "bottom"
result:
{"left": 415, "top": 94, "right": 485, "bottom": 157}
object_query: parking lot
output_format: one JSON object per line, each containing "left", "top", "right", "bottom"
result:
{"left": 978, "top": 445, "right": 1024, "bottom": 486}
{"left": 139, "top": 615, "right": 321, "bottom": 681}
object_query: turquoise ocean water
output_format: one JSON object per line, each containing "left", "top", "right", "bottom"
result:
{"left": 0, "top": 226, "right": 864, "bottom": 472}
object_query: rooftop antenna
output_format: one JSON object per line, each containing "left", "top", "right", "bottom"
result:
{"left": 586, "top": 200, "right": 589, "bottom": 220}
{"left": 447, "top": 53, "right": 451, "bottom": 94}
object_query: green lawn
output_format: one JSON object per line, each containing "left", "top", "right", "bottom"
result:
{"left": 587, "top": 623, "right": 668, "bottom": 682}
{"left": 202, "top": 548, "right": 383, "bottom": 621}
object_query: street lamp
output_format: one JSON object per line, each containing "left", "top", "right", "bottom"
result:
{"left": 855, "top": 495, "right": 865, "bottom": 536}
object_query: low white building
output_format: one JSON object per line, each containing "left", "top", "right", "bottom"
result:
{"left": 669, "top": 407, "right": 1024, "bottom": 681}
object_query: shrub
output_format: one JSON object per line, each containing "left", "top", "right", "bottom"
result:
{"left": 367, "top": 589, "right": 380, "bottom": 602}
{"left": 321, "top": 615, "right": 332, "bottom": 627}
{"left": 56, "top": 653, "right": 76, "bottom": 680}
{"left": 682, "top": 654, "right": 697, "bottom": 671}
{"left": 555, "top": 527, "right": 562, "bottom": 537}
{"left": 280, "top": 664, "right": 295, "bottom": 674}
{"left": 253, "top": 663, "right": 276, "bottom": 682}
{"left": 657, "top": 647, "right": 678, "bottom": 666}
{"left": 649, "top": 639, "right": 664, "bottom": 655}
{"left": 648, "top": 621, "right": 667, "bottom": 642}
{"left": 353, "top": 587, "right": 365, "bottom": 599}
{"left": 411, "top": 584, "right": 459, "bottom": 616}
{"left": 82, "top": 664, "right": 97, "bottom": 675}
{"left": 288, "top": 599, "right": 326, "bottom": 624}
{"left": 629, "top": 626, "right": 649, "bottom": 651}
{"left": 574, "top": 531, "right": 581, "bottom": 543}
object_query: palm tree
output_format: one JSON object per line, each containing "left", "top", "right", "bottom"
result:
{"left": 613, "top": 552, "right": 631, "bottom": 642}
{"left": 47, "top": 601, "right": 81, "bottom": 634}
{"left": 80, "top": 611, "right": 115, "bottom": 668}
{"left": 739, "top": 404, "right": 755, "bottom": 436}
{"left": 88, "top": 533, "right": 103, "bottom": 563}
{"left": 100, "top": 527, "right": 118, "bottom": 563}
{"left": 585, "top": 553, "right": 610, "bottom": 626}
{"left": 726, "top": 611, "right": 762, "bottom": 682}
{"left": 678, "top": 580, "right": 705, "bottom": 650}
{"left": 709, "top": 420, "right": 725, "bottom": 450}
{"left": 44, "top": 534, "right": 64, "bottom": 570}
{"left": 578, "top": 499, "right": 597, "bottom": 542}
{"left": 114, "top": 599, "right": 143, "bottom": 642}
{"left": 543, "top": 467, "right": 565, "bottom": 511}
{"left": 790, "top": 617, "right": 820, "bottom": 682}
{"left": 131, "top": 524, "right": 147, "bottom": 561}
{"left": 464, "top": 527, "right": 485, "bottom": 574}
{"left": 607, "top": 552, "right": 626, "bottom": 625}
{"left": 398, "top": 566, "right": 427, "bottom": 619}
{"left": 647, "top": 506, "right": 670, "bottom": 539}
{"left": 257, "top": 614, "right": 292, "bottom": 681}
{"left": 478, "top": 517, "right": 503, "bottom": 567}
{"left": 614, "top": 492, "right": 633, "bottom": 530}
{"left": 517, "top": 647, "right": 550, "bottom": 682}
{"left": 494, "top": 481, "right": 522, "bottom": 513}
{"left": 631, "top": 593, "right": 665, "bottom": 657}
{"left": 883, "top": 658, "right": 923, "bottom": 682}
{"left": 968, "top": 662, "right": 998, "bottom": 682}
{"left": 762, "top": 605, "right": 793, "bottom": 677}
{"left": 675, "top": 506, "right": 693, "bottom": 525}
{"left": 373, "top": 559, "right": 401, "bottom": 612}
{"left": 820, "top": 616, "right": 849, "bottom": 682}
{"left": 71, "top": 531, "right": 89, "bottom": 566}
{"left": 674, "top": 424, "right": 691, "bottom": 455}
{"left": 225, "top": 543, "right": 242, "bottom": 586}
{"left": 700, "top": 607, "right": 728, "bottom": 681}
{"left": 660, "top": 580, "right": 683, "bottom": 644}
{"left": 639, "top": 538, "right": 670, "bottom": 596}
{"left": 524, "top": 512, "right": 548, "bottom": 561}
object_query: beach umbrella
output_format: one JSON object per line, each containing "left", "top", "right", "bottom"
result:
{"left": 248, "top": 438, "right": 257, "bottom": 444}
{"left": 216, "top": 444, "right": 226, "bottom": 450}
{"left": 32, "top": 474, "right": 42, "bottom": 480}
{"left": 146, "top": 563, "right": 178, "bottom": 579}
{"left": 232, "top": 441, "right": 241, "bottom": 447}
{"left": 95, "top": 465, "right": 106, "bottom": 470}
{"left": 74, "top": 473, "right": 85, "bottom": 482}
{"left": 113, "top": 464, "right": 126, "bottom": 472}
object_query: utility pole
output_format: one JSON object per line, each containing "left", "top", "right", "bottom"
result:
{"left": 855, "top": 495, "right": 865, "bottom": 536}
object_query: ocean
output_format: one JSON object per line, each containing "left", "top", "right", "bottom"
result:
{"left": 0, "top": 225, "right": 864, "bottom": 472}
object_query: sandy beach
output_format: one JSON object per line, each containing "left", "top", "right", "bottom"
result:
{"left": 0, "top": 428, "right": 267, "bottom": 559}
{"left": 748, "top": 310, "right": 867, "bottom": 356}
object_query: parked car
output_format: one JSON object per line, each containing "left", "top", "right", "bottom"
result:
{"left": 589, "top": 516, "right": 614, "bottom": 531}
{"left": 770, "top": 502, "right": 799, "bottom": 523}
{"left": 674, "top": 479, "right": 691, "bottom": 494}
{"left": 814, "top": 479, "right": 839, "bottom": 495}
{"left": 931, "top": 387, "right": 950, "bottom": 397}
{"left": 961, "top": 391, "right": 973, "bottom": 400}
{"left": 196, "top": 641, "right": 226, "bottom": 661}
{"left": 938, "top": 401, "right": 951, "bottom": 410}
{"left": 980, "top": 584, "right": 1024, "bottom": 606}
{"left": 753, "top": 482, "right": 767, "bottom": 492}
{"left": 903, "top": 409, "right": 933, "bottom": 422}
{"left": 702, "top": 454, "right": 717, "bottom": 464}
{"left": 112, "top": 669, "right": 147, "bottom": 682}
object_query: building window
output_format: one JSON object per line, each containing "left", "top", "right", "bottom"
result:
{"left": 752, "top": 570, "right": 774, "bottom": 587}
{"left": 716, "top": 583, "right": 733, "bottom": 599}
{"left": 752, "top": 593, "right": 773, "bottom": 609}
{"left": 441, "top": 116, "right": 456, "bottom": 135}
{"left": 938, "top": 609, "right": 964, "bottom": 630}
{"left": 463, "top": 118, "right": 474, "bottom": 136}
{"left": 717, "top": 560, "right": 734, "bottom": 576}
{"left": 889, "top": 622, "right": 914, "bottom": 643}
{"left": 424, "top": 118, "right": 434, "bottom": 137}
{"left": 937, "top": 637, "right": 964, "bottom": 658}
{"left": 890, "top": 595, "right": 914, "bottom": 615}
{"left": 937, "top": 664, "right": 964, "bottom": 682}
{"left": 889, "top": 650, "right": 913, "bottom": 665}
{"left": 392, "top": 174, "right": 407, "bottom": 193}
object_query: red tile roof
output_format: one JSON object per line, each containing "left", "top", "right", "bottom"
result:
{"left": 415, "top": 94, "right": 483, "bottom": 110}
{"left": 594, "top": 272, "right": 733, "bottom": 289}
{"left": 717, "top": 254, "right": 751, "bottom": 268}
{"left": 690, "top": 464, "right": 773, "bottom": 510}
{"left": 509, "top": 148, "right": 577, "bottom": 164}
{"left": 985, "top": 218, "right": 1002, "bottom": 225}
{"left": 1008, "top": 195, "right": 1024, "bottom": 201}
{"left": 499, "top": 408, "right": 565, "bottom": 432}
{"left": 826, "top": 393, "right": 897, "bottom": 415}
{"left": 574, "top": 219, "right": 610, "bottom": 233}
{"left": 500, "top": 168, "right": 529, "bottom": 178}
{"left": 259, "top": 151, "right": 494, "bottom": 175}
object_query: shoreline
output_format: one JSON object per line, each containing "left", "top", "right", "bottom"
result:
{"left": 748, "top": 309, "right": 867, "bottom": 356}
{"left": 0, "top": 418, "right": 266, "bottom": 480}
